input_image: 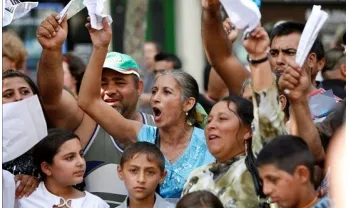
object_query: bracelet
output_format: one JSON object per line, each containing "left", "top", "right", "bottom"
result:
{"left": 247, "top": 54, "right": 269, "bottom": 65}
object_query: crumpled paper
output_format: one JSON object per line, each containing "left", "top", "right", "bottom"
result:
{"left": 83, "top": 0, "right": 112, "bottom": 30}
{"left": 220, "top": 0, "right": 261, "bottom": 39}
{"left": 296, "top": 5, "right": 328, "bottom": 67}
{"left": 58, "top": 0, "right": 112, "bottom": 30}
{"left": 3, "top": 0, "right": 38, "bottom": 27}
{"left": 3, "top": 95, "right": 47, "bottom": 163}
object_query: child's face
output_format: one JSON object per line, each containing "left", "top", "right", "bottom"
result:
{"left": 259, "top": 164, "right": 302, "bottom": 208}
{"left": 43, "top": 138, "right": 86, "bottom": 186}
{"left": 117, "top": 153, "right": 166, "bottom": 201}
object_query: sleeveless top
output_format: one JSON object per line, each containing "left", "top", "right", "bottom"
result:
{"left": 83, "top": 112, "right": 154, "bottom": 207}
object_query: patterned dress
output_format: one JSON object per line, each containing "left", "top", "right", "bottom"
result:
{"left": 182, "top": 80, "right": 287, "bottom": 208}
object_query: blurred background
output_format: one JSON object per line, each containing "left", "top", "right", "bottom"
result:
{"left": 3, "top": 0, "right": 346, "bottom": 90}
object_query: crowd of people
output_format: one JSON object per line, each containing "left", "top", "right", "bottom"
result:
{"left": 2, "top": 0, "right": 346, "bottom": 208}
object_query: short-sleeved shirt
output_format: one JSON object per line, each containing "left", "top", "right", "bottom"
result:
{"left": 137, "top": 125, "right": 214, "bottom": 198}
{"left": 16, "top": 182, "right": 109, "bottom": 208}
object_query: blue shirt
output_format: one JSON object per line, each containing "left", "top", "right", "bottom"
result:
{"left": 137, "top": 125, "right": 214, "bottom": 198}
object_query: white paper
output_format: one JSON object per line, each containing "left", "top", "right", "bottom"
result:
{"left": 3, "top": 0, "right": 38, "bottom": 27}
{"left": 220, "top": 0, "right": 261, "bottom": 38}
{"left": 296, "top": 5, "right": 328, "bottom": 67}
{"left": 3, "top": 95, "right": 48, "bottom": 163}
{"left": 3, "top": 170, "right": 16, "bottom": 208}
{"left": 58, "top": 0, "right": 85, "bottom": 24}
{"left": 83, "top": 0, "right": 113, "bottom": 30}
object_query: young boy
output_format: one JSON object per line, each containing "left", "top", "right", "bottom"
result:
{"left": 257, "top": 135, "right": 329, "bottom": 208}
{"left": 117, "top": 142, "right": 175, "bottom": 208}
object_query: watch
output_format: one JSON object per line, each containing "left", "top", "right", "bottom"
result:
{"left": 247, "top": 54, "right": 269, "bottom": 65}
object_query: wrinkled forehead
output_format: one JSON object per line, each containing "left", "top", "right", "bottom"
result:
{"left": 270, "top": 32, "right": 301, "bottom": 49}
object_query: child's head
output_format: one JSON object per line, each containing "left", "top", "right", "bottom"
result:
{"left": 33, "top": 128, "right": 85, "bottom": 186}
{"left": 257, "top": 135, "right": 315, "bottom": 208}
{"left": 177, "top": 191, "right": 224, "bottom": 208}
{"left": 118, "top": 142, "right": 166, "bottom": 201}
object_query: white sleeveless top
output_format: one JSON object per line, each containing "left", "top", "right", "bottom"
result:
{"left": 16, "top": 182, "right": 109, "bottom": 208}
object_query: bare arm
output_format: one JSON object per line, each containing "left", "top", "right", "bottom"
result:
{"left": 279, "top": 65, "right": 325, "bottom": 162}
{"left": 37, "top": 14, "right": 85, "bottom": 132}
{"left": 201, "top": 2, "right": 250, "bottom": 95}
{"left": 207, "top": 67, "right": 229, "bottom": 101}
{"left": 77, "top": 18, "right": 141, "bottom": 145}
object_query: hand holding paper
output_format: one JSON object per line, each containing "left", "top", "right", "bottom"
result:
{"left": 84, "top": 0, "right": 113, "bottom": 30}
{"left": 220, "top": 0, "right": 261, "bottom": 39}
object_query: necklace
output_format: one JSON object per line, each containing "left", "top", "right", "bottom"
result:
{"left": 167, "top": 143, "right": 188, "bottom": 163}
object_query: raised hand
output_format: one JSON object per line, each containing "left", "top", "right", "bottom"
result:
{"left": 37, "top": 13, "right": 68, "bottom": 50}
{"left": 85, "top": 17, "right": 112, "bottom": 49}
{"left": 202, "top": 0, "right": 220, "bottom": 11}
{"left": 223, "top": 18, "right": 239, "bottom": 43}
{"left": 242, "top": 26, "right": 269, "bottom": 59}
{"left": 278, "top": 62, "right": 310, "bottom": 101}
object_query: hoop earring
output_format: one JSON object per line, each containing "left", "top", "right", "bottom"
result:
{"left": 245, "top": 140, "right": 248, "bottom": 156}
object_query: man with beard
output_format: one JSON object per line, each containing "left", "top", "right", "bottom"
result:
{"left": 36, "top": 14, "right": 154, "bottom": 206}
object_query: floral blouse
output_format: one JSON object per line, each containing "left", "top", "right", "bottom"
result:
{"left": 182, "top": 80, "right": 287, "bottom": 208}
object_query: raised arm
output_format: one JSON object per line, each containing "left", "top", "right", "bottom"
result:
{"left": 279, "top": 63, "right": 325, "bottom": 162}
{"left": 207, "top": 67, "right": 229, "bottom": 101}
{"left": 77, "top": 18, "right": 141, "bottom": 145}
{"left": 201, "top": 0, "right": 250, "bottom": 95}
{"left": 243, "top": 26, "right": 287, "bottom": 153}
{"left": 37, "top": 14, "right": 85, "bottom": 133}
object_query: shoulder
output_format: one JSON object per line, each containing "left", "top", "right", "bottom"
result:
{"left": 155, "top": 193, "right": 176, "bottom": 208}
{"left": 137, "top": 125, "right": 157, "bottom": 143}
{"left": 84, "top": 191, "right": 110, "bottom": 207}
{"left": 141, "top": 112, "right": 155, "bottom": 126}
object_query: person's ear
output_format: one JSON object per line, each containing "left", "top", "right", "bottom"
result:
{"left": 307, "top": 53, "right": 317, "bottom": 69}
{"left": 117, "top": 165, "right": 124, "bottom": 181}
{"left": 159, "top": 170, "right": 167, "bottom": 184}
{"left": 317, "top": 58, "right": 326, "bottom": 72}
{"left": 137, "top": 80, "right": 144, "bottom": 96}
{"left": 340, "top": 63, "right": 346, "bottom": 79}
{"left": 183, "top": 97, "right": 196, "bottom": 113}
{"left": 294, "top": 165, "right": 311, "bottom": 184}
{"left": 41, "top": 162, "right": 52, "bottom": 177}
{"left": 243, "top": 127, "right": 252, "bottom": 140}
{"left": 279, "top": 94, "right": 287, "bottom": 112}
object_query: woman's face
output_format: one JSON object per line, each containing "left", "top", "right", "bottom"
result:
{"left": 2, "top": 77, "right": 34, "bottom": 104}
{"left": 205, "top": 101, "right": 250, "bottom": 162}
{"left": 44, "top": 138, "right": 86, "bottom": 186}
{"left": 151, "top": 75, "right": 187, "bottom": 128}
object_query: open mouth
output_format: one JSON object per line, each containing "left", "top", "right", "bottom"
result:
{"left": 208, "top": 135, "right": 219, "bottom": 140}
{"left": 152, "top": 107, "right": 162, "bottom": 121}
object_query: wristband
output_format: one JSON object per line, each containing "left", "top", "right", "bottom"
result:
{"left": 247, "top": 54, "right": 269, "bottom": 65}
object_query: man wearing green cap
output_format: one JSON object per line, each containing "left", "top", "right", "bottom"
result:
{"left": 36, "top": 14, "right": 154, "bottom": 206}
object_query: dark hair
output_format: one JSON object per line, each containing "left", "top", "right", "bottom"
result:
{"left": 177, "top": 191, "right": 224, "bottom": 208}
{"left": 257, "top": 135, "right": 315, "bottom": 184}
{"left": 33, "top": 128, "right": 80, "bottom": 180}
{"left": 157, "top": 70, "right": 200, "bottom": 126}
{"left": 3, "top": 69, "right": 39, "bottom": 95}
{"left": 221, "top": 95, "right": 254, "bottom": 127}
{"left": 322, "top": 47, "right": 345, "bottom": 75}
{"left": 154, "top": 52, "right": 182, "bottom": 69}
{"left": 120, "top": 142, "right": 165, "bottom": 172}
{"left": 271, "top": 22, "right": 324, "bottom": 61}
{"left": 63, "top": 52, "right": 86, "bottom": 94}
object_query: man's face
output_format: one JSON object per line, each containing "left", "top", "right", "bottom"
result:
{"left": 270, "top": 33, "right": 300, "bottom": 75}
{"left": 154, "top": 60, "right": 174, "bottom": 77}
{"left": 259, "top": 164, "right": 302, "bottom": 208}
{"left": 100, "top": 69, "right": 141, "bottom": 116}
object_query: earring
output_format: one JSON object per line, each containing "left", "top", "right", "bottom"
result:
{"left": 185, "top": 112, "right": 188, "bottom": 116}
{"left": 244, "top": 141, "right": 248, "bottom": 156}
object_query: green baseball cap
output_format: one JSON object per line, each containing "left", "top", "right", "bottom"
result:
{"left": 103, "top": 52, "right": 140, "bottom": 78}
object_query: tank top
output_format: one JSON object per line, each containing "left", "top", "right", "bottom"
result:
{"left": 83, "top": 112, "right": 154, "bottom": 207}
